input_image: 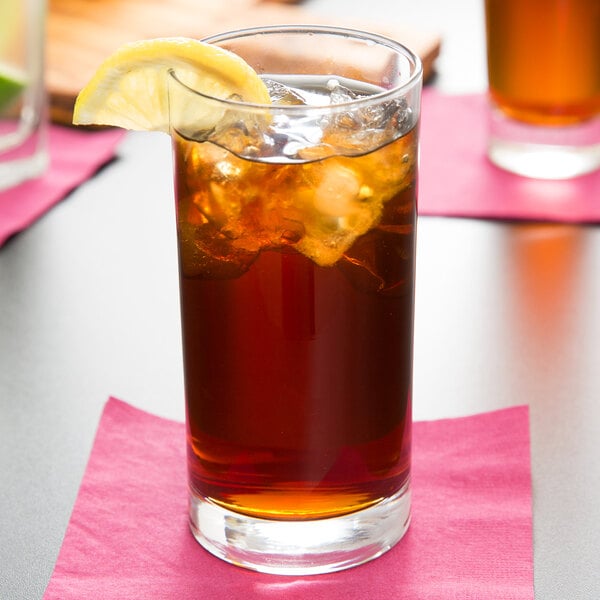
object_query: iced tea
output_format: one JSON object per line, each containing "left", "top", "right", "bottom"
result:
{"left": 485, "top": 0, "right": 600, "bottom": 126}
{"left": 170, "top": 26, "right": 421, "bottom": 574}
{"left": 174, "top": 75, "right": 417, "bottom": 521}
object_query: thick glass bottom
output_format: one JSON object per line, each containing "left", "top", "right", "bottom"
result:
{"left": 487, "top": 107, "right": 600, "bottom": 180}
{"left": 0, "top": 151, "right": 47, "bottom": 190}
{"left": 189, "top": 480, "right": 411, "bottom": 575}
{"left": 0, "top": 121, "right": 47, "bottom": 192}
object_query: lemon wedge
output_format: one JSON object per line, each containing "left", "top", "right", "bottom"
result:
{"left": 72, "top": 37, "right": 271, "bottom": 132}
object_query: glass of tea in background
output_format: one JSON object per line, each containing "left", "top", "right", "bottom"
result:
{"left": 485, "top": 0, "right": 600, "bottom": 179}
{"left": 169, "top": 26, "right": 422, "bottom": 574}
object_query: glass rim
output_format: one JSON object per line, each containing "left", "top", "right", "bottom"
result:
{"left": 169, "top": 24, "right": 423, "bottom": 113}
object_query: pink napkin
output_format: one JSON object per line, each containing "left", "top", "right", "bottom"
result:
{"left": 0, "top": 125, "right": 124, "bottom": 246}
{"left": 44, "top": 398, "right": 533, "bottom": 599}
{"left": 419, "top": 89, "right": 600, "bottom": 222}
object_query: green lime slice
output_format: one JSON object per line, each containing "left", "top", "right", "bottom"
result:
{"left": 0, "top": 63, "right": 26, "bottom": 111}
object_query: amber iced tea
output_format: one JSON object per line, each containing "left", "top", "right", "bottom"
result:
{"left": 170, "top": 27, "right": 422, "bottom": 574}
{"left": 176, "top": 125, "right": 416, "bottom": 521}
{"left": 484, "top": 0, "right": 600, "bottom": 178}
{"left": 485, "top": 0, "right": 600, "bottom": 126}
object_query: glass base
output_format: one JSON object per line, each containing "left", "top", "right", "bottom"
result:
{"left": 487, "top": 107, "right": 600, "bottom": 180}
{"left": 189, "top": 480, "right": 411, "bottom": 575}
{"left": 0, "top": 119, "right": 48, "bottom": 191}
{"left": 0, "top": 151, "right": 48, "bottom": 191}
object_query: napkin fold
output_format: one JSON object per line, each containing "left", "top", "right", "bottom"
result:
{"left": 0, "top": 125, "right": 124, "bottom": 246}
{"left": 419, "top": 90, "right": 600, "bottom": 222}
{"left": 44, "top": 398, "right": 533, "bottom": 600}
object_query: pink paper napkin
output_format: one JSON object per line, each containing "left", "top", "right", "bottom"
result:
{"left": 419, "top": 89, "right": 600, "bottom": 222}
{"left": 44, "top": 398, "right": 533, "bottom": 599}
{"left": 0, "top": 125, "right": 124, "bottom": 246}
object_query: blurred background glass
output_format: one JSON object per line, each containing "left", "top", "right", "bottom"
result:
{"left": 485, "top": 0, "right": 600, "bottom": 180}
{"left": 0, "top": 0, "right": 48, "bottom": 191}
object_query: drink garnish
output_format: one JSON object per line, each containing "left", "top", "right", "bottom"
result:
{"left": 0, "top": 63, "right": 26, "bottom": 111}
{"left": 72, "top": 37, "right": 271, "bottom": 131}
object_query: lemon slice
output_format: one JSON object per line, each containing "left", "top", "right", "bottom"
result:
{"left": 0, "top": 62, "right": 26, "bottom": 111}
{"left": 72, "top": 37, "right": 271, "bottom": 132}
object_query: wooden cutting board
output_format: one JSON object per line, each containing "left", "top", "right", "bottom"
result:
{"left": 48, "top": 0, "right": 441, "bottom": 125}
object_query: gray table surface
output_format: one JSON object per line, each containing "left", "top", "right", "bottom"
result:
{"left": 2, "top": 1, "right": 599, "bottom": 598}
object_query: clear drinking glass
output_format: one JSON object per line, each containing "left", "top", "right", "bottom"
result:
{"left": 0, "top": 0, "right": 47, "bottom": 191}
{"left": 485, "top": 0, "right": 600, "bottom": 180}
{"left": 168, "top": 26, "right": 422, "bottom": 574}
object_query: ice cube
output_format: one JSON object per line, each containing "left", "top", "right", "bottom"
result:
{"left": 177, "top": 209, "right": 259, "bottom": 279}
{"left": 267, "top": 114, "right": 325, "bottom": 160}
{"left": 339, "top": 227, "right": 413, "bottom": 294}
{"left": 326, "top": 78, "right": 362, "bottom": 104}
{"left": 291, "top": 159, "right": 385, "bottom": 267}
{"left": 265, "top": 79, "right": 307, "bottom": 105}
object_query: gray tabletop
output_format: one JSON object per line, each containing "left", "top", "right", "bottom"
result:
{"left": 2, "top": 1, "right": 600, "bottom": 598}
